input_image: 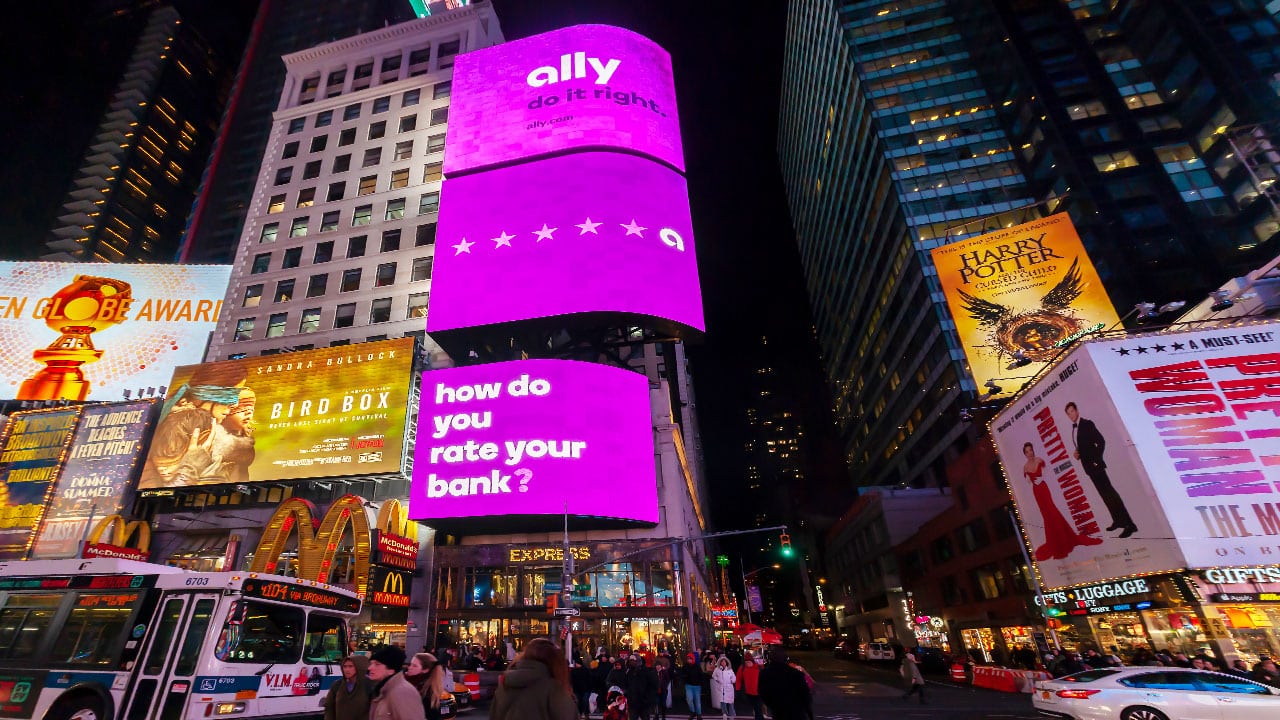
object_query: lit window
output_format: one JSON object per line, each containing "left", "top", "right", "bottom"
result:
{"left": 1093, "top": 151, "right": 1139, "bottom": 172}
{"left": 423, "top": 163, "right": 442, "bottom": 182}
{"left": 296, "top": 188, "right": 315, "bottom": 208}
{"left": 390, "top": 168, "right": 410, "bottom": 189}
{"left": 234, "top": 318, "right": 256, "bottom": 341}
{"left": 242, "top": 284, "right": 263, "bottom": 307}
{"left": 418, "top": 192, "right": 440, "bottom": 215}
{"left": 266, "top": 313, "right": 288, "bottom": 338}
{"left": 289, "top": 217, "right": 309, "bottom": 237}
{"left": 320, "top": 211, "right": 340, "bottom": 233}
{"left": 299, "top": 308, "right": 322, "bottom": 334}
{"left": 260, "top": 223, "right": 279, "bottom": 243}
{"left": 394, "top": 141, "right": 413, "bottom": 161}
{"left": 352, "top": 205, "right": 372, "bottom": 226}
{"left": 407, "top": 292, "right": 429, "bottom": 318}
{"left": 358, "top": 176, "right": 377, "bottom": 196}
{"left": 426, "top": 134, "right": 445, "bottom": 153}
{"left": 385, "top": 198, "right": 406, "bottom": 220}
{"left": 274, "top": 280, "right": 295, "bottom": 303}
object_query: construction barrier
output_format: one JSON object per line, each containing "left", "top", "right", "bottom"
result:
{"left": 1011, "top": 669, "right": 1052, "bottom": 693}
{"left": 949, "top": 663, "right": 967, "bottom": 682}
{"left": 462, "top": 672, "right": 480, "bottom": 700}
{"left": 970, "top": 666, "right": 1049, "bottom": 693}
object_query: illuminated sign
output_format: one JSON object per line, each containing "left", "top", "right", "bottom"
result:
{"left": 241, "top": 578, "right": 362, "bottom": 614}
{"left": 1202, "top": 566, "right": 1280, "bottom": 584}
{"left": 0, "top": 670, "right": 45, "bottom": 719}
{"left": 930, "top": 214, "right": 1120, "bottom": 396}
{"left": 445, "top": 24, "right": 683, "bottom": 175}
{"left": 369, "top": 566, "right": 411, "bottom": 607}
{"left": 427, "top": 152, "right": 703, "bottom": 335}
{"left": 30, "top": 401, "right": 155, "bottom": 559}
{"left": 409, "top": 359, "right": 659, "bottom": 528}
{"left": 250, "top": 496, "right": 371, "bottom": 596}
{"left": 0, "top": 573, "right": 153, "bottom": 591}
{"left": 0, "top": 408, "right": 80, "bottom": 559}
{"left": 0, "top": 262, "right": 231, "bottom": 402}
{"left": 138, "top": 338, "right": 414, "bottom": 488}
{"left": 1211, "top": 592, "right": 1280, "bottom": 602}
{"left": 1040, "top": 579, "right": 1150, "bottom": 607}
{"left": 80, "top": 514, "right": 152, "bottom": 562}
{"left": 509, "top": 546, "right": 592, "bottom": 563}
{"left": 373, "top": 531, "right": 419, "bottom": 570}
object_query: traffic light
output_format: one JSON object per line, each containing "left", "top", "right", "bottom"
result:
{"left": 780, "top": 533, "right": 793, "bottom": 557}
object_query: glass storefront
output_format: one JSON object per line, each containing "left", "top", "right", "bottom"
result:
{"left": 1213, "top": 604, "right": 1280, "bottom": 665}
{"left": 962, "top": 627, "right": 996, "bottom": 662}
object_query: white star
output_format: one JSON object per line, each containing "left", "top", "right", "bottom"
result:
{"left": 492, "top": 231, "right": 515, "bottom": 248}
{"left": 621, "top": 219, "right": 647, "bottom": 237}
{"left": 533, "top": 223, "right": 558, "bottom": 241}
{"left": 452, "top": 237, "right": 474, "bottom": 255}
{"left": 576, "top": 217, "right": 602, "bottom": 235}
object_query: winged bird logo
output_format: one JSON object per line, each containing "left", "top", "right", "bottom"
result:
{"left": 959, "top": 258, "right": 1088, "bottom": 363}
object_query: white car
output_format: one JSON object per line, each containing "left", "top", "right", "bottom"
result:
{"left": 1032, "top": 666, "right": 1280, "bottom": 720}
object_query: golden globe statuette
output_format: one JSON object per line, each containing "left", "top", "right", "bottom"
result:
{"left": 20, "top": 275, "right": 133, "bottom": 401}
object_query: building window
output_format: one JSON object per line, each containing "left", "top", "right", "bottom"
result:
{"left": 274, "top": 167, "right": 293, "bottom": 185}
{"left": 333, "top": 303, "right": 356, "bottom": 329}
{"left": 339, "top": 128, "right": 356, "bottom": 146}
{"left": 398, "top": 114, "right": 417, "bottom": 133}
{"left": 343, "top": 103, "right": 361, "bottom": 121}
{"left": 381, "top": 54, "right": 401, "bottom": 76}
{"left": 403, "top": 89, "right": 420, "bottom": 107}
{"left": 352, "top": 205, "right": 372, "bottom": 226}
{"left": 333, "top": 154, "right": 351, "bottom": 173}
{"left": 438, "top": 40, "right": 459, "bottom": 64}
{"left": 385, "top": 198, "right": 406, "bottom": 220}
{"left": 368, "top": 121, "right": 386, "bottom": 140}
{"left": 274, "top": 279, "right": 295, "bottom": 303}
{"left": 341, "top": 268, "right": 362, "bottom": 292}
{"left": 268, "top": 194, "right": 286, "bottom": 213}
{"left": 315, "top": 110, "right": 333, "bottom": 127}
{"left": 407, "top": 292, "right": 429, "bottom": 318}
{"left": 369, "top": 298, "right": 392, "bottom": 323}
{"left": 418, "top": 192, "right": 440, "bottom": 215}
{"left": 426, "top": 134, "right": 445, "bottom": 153}
{"left": 234, "top": 318, "right": 256, "bottom": 341}
{"left": 307, "top": 273, "right": 328, "bottom": 298}
{"left": 416, "top": 223, "right": 436, "bottom": 246}
{"left": 259, "top": 223, "right": 279, "bottom": 243}
{"left": 282, "top": 141, "right": 299, "bottom": 159}
{"left": 1093, "top": 150, "right": 1139, "bottom": 172}
{"left": 393, "top": 141, "right": 413, "bottom": 161}
{"left": 313, "top": 240, "right": 334, "bottom": 263}
{"left": 251, "top": 253, "right": 271, "bottom": 274}
{"left": 375, "top": 262, "right": 397, "bottom": 287}
{"left": 423, "top": 163, "right": 442, "bottom": 182}
{"left": 433, "top": 81, "right": 451, "bottom": 99}
{"left": 362, "top": 147, "right": 382, "bottom": 167}
{"left": 373, "top": 96, "right": 391, "bottom": 114}
{"left": 266, "top": 312, "right": 288, "bottom": 338}
{"left": 282, "top": 247, "right": 303, "bottom": 268}
{"left": 347, "top": 235, "right": 367, "bottom": 258}
{"left": 326, "top": 182, "right": 345, "bottom": 202}
{"left": 358, "top": 175, "right": 378, "bottom": 196}
{"left": 303, "top": 160, "right": 321, "bottom": 179}
{"left": 390, "top": 168, "right": 410, "bottom": 189}
{"left": 289, "top": 217, "right": 308, "bottom": 237}
{"left": 287, "top": 117, "right": 306, "bottom": 134}
{"left": 299, "top": 308, "right": 322, "bottom": 334}
{"left": 296, "top": 188, "right": 315, "bottom": 208}
{"left": 381, "top": 229, "right": 401, "bottom": 252}
{"left": 242, "top": 284, "right": 263, "bottom": 307}
{"left": 310, "top": 135, "right": 328, "bottom": 153}
{"left": 411, "top": 256, "right": 433, "bottom": 281}
{"left": 320, "top": 211, "right": 340, "bottom": 233}
{"left": 429, "top": 107, "right": 449, "bottom": 126}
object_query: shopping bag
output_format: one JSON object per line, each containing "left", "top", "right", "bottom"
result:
{"left": 589, "top": 692, "right": 599, "bottom": 714}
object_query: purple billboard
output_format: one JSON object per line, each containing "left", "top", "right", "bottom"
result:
{"left": 409, "top": 359, "right": 658, "bottom": 529}
{"left": 444, "top": 24, "right": 684, "bottom": 175}
{"left": 426, "top": 151, "right": 703, "bottom": 334}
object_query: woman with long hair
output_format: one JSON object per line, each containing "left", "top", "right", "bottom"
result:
{"left": 405, "top": 652, "right": 447, "bottom": 720}
{"left": 1022, "top": 441, "right": 1102, "bottom": 560}
{"left": 489, "top": 638, "right": 578, "bottom": 720}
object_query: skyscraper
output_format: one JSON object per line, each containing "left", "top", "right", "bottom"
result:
{"left": 179, "top": 0, "right": 416, "bottom": 265}
{"left": 779, "top": 0, "right": 1280, "bottom": 490}
{"left": 43, "top": 6, "right": 231, "bottom": 263}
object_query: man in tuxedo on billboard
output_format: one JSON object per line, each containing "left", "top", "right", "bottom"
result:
{"left": 1065, "top": 402, "right": 1138, "bottom": 538}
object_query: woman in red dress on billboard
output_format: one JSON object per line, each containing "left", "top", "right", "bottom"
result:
{"left": 1022, "top": 442, "right": 1102, "bottom": 560}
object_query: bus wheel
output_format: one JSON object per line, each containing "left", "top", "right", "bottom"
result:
{"left": 47, "top": 694, "right": 106, "bottom": 720}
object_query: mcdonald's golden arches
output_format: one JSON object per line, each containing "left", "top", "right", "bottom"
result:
{"left": 249, "top": 495, "right": 372, "bottom": 597}
{"left": 83, "top": 514, "right": 151, "bottom": 561}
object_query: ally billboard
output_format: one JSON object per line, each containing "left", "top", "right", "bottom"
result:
{"left": 409, "top": 359, "right": 659, "bottom": 529}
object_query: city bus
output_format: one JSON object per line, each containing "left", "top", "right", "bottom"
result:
{"left": 0, "top": 558, "right": 362, "bottom": 720}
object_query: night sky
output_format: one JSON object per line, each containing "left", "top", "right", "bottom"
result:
{"left": 0, "top": 1, "right": 849, "bottom": 540}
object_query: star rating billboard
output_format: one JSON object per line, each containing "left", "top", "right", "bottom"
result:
{"left": 409, "top": 359, "right": 659, "bottom": 531}
{"left": 426, "top": 151, "right": 703, "bottom": 335}
{"left": 930, "top": 214, "right": 1120, "bottom": 396}
{"left": 991, "top": 320, "right": 1280, "bottom": 589}
{"left": 445, "top": 24, "right": 684, "bottom": 175}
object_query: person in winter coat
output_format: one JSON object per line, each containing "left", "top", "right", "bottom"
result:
{"left": 654, "top": 656, "right": 672, "bottom": 720}
{"left": 489, "top": 638, "right": 579, "bottom": 720}
{"left": 700, "top": 655, "right": 718, "bottom": 709}
{"left": 678, "top": 653, "right": 706, "bottom": 720}
{"left": 367, "top": 646, "right": 427, "bottom": 720}
{"left": 735, "top": 654, "right": 763, "bottom": 720}
{"left": 571, "top": 658, "right": 593, "bottom": 719}
{"left": 710, "top": 657, "right": 736, "bottom": 718}
{"left": 757, "top": 649, "right": 811, "bottom": 720}
{"left": 623, "top": 655, "right": 659, "bottom": 720}
{"left": 405, "top": 653, "right": 447, "bottom": 720}
{"left": 324, "top": 655, "right": 370, "bottom": 720}
{"left": 605, "top": 660, "right": 628, "bottom": 694}
{"left": 899, "top": 652, "right": 925, "bottom": 704}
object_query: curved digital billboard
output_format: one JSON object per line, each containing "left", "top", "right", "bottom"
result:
{"left": 444, "top": 24, "right": 684, "bottom": 174}
{"left": 409, "top": 359, "right": 658, "bottom": 530}
{"left": 426, "top": 151, "right": 703, "bottom": 335}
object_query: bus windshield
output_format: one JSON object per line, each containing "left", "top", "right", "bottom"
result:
{"left": 214, "top": 600, "right": 347, "bottom": 664}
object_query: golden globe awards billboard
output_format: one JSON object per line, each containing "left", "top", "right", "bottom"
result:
{"left": 930, "top": 214, "right": 1120, "bottom": 396}
{"left": 0, "top": 262, "right": 232, "bottom": 402}
{"left": 139, "top": 339, "right": 415, "bottom": 489}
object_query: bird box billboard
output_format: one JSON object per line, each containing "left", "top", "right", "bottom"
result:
{"left": 930, "top": 214, "right": 1120, "bottom": 395}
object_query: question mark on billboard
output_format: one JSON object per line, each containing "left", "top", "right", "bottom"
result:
{"left": 515, "top": 468, "right": 532, "bottom": 492}
{"left": 659, "top": 228, "right": 684, "bottom": 251}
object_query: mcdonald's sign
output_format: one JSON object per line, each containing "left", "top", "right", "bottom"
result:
{"left": 370, "top": 566, "right": 411, "bottom": 607}
{"left": 372, "top": 499, "right": 419, "bottom": 570}
{"left": 249, "top": 495, "right": 372, "bottom": 597}
{"left": 82, "top": 514, "right": 151, "bottom": 562}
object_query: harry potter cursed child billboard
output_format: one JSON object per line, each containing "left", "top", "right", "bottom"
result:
{"left": 930, "top": 214, "right": 1120, "bottom": 395}
{"left": 138, "top": 339, "right": 415, "bottom": 489}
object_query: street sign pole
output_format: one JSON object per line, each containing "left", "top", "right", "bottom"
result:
{"left": 563, "top": 502, "right": 573, "bottom": 663}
